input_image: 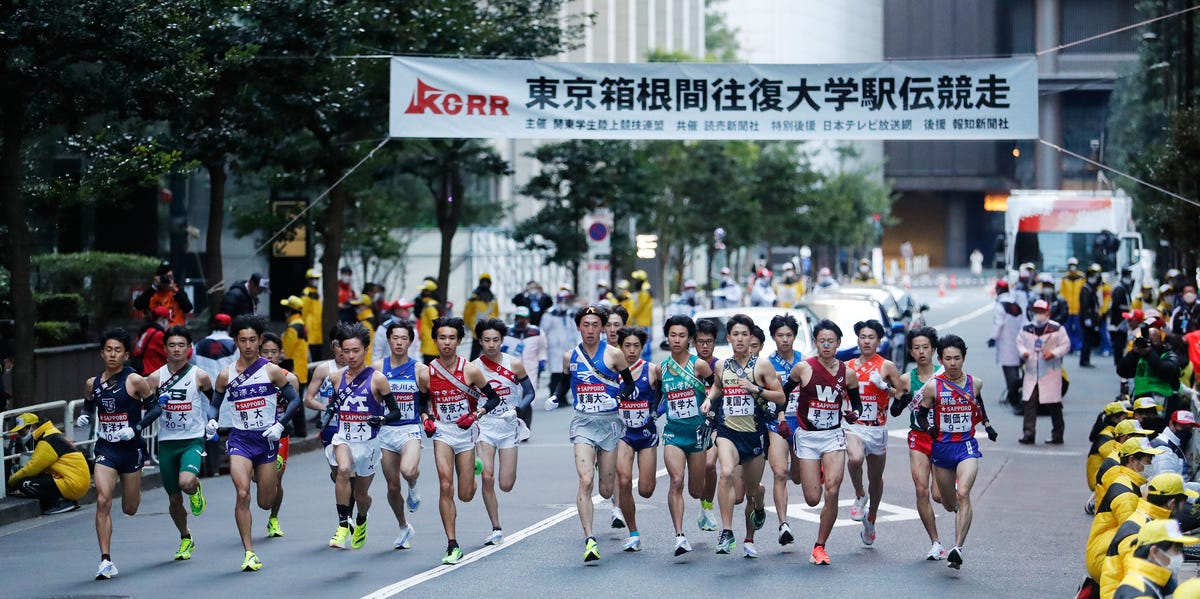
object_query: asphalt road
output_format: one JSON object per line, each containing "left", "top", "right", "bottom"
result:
{"left": 0, "top": 285, "right": 1121, "bottom": 598}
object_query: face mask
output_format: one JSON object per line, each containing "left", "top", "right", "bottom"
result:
{"left": 858, "top": 266, "right": 870, "bottom": 274}
{"left": 1042, "top": 287, "right": 1055, "bottom": 297}
{"left": 340, "top": 275, "right": 351, "bottom": 284}
{"left": 1121, "top": 278, "right": 1133, "bottom": 287}
{"left": 1168, "top": 551, "right": 1184, "bottom": 574}
{"left": 1177, "top": 428, "right": 1193, "bottom": 446}
{"left": 1185, "top": 293, "right": 1197, "bottom": 304}
{"left": 1034, "top": 315, "right": 1049, "bottom": 326}
{"left": 20, "top": 432, "right": 33, "bottom": 448}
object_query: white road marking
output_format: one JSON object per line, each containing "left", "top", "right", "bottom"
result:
{"left": 928, "top": 302, "right": 994, "bottom": 331}
{"left": 362, "top": 467, "right": 669, "bottom": 598}
{"left": 766, "top": 499, "right": 921, "bottom": 527}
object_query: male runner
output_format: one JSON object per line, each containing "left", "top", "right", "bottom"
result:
{"left": 701, "top": 314, "right": 786, "bottom": 558}
{"left": 845, "top": 319, "right": 903, "bottom": 546}
{"left": 422, "top": 317, "right": 505, "bottom": 565}
{"left": 565, "top": 305, "right": 636, "bottom": 562}
{"left": 604, "top": 305, "right": 630, "bottom": 530}
{"left": 659, "top": 315, "right": 714, "bottom": 556}
{"left": 916, "top": 334, "right": 999, "bottom": 569}
{"left": 372, "top": 319, "right": 428, "bottom": 550}
{"left": 695, "top": 318, "right": 722, "bottom": 532}
{"left": 146, "top": 326, "right": 213, "bottom": 561}
{"left": 614, "top": 327, "right": 660, "bottom": 552}
{"left": 210, "top": 314, "right": 303, "bottom": 572}
{"left": 765, "top": 314, "right": 803, "bottom": 547}
{"left": 78, "top": 328, "right": 159, "bottom": 579}
{"left": 258, "top": 332, "right": 299, "bottom": 538}
{"left": 326, "top": 323, "right": 404, "bottom": 550}
{"left": 889, "top": 326, "right": 946, "bottom": 559}
{"left": 474, "top": 318, "right": 536, "bottom": 546}
{"left": 784, "top": 319, "right": 862, "bottom": 566}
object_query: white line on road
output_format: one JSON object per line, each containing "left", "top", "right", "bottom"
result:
{"left": 928, "top": 302, "right": 994, "bottom": 331}
{"left": 362, "top": 467, "right": 670, "bottom": 598}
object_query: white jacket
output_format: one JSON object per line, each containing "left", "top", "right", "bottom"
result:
{"left": 1148, "top": 426, "right": 1187, "bottom": 480}
{"left": 992, "top": 292, "right": 1025, "bottom": 367}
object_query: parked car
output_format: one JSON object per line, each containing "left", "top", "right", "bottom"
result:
{"left": 814, "top": 285, "right": 928, "bottom": 367}
{"left": 795, "top": 295, "right": 894, "bottom": 361}
{"left": 692, "top": 307, "right": 815, "bottom": 361}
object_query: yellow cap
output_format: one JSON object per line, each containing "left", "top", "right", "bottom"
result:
{"left": 305, "top": 268, "right": 321, "bottom": 279}
{"left": 280, "top": 296, "right": 304, "bottom": 311}
{"left": 1113, "top": 419, "right": 1151, "bottom": 437}
{"left": 1148, "top": 473, "right": 1200, "bottom": 499}
{"left": 1119, "top": 437, "right": 1165, "bottom": 458}
{"left": 1175, "top": 578, "right": 1200, "bottom": 599}
{"left": 480, "top": 273, "right": 492, "bottom": 281}
{"left": 617, "top": 280, "right": 630, "bottom": 290}
{"left": 1133, "top": 397, "right": 1160, "bottom": 412}
{"left": 1103, "top": 401, "right": 1133, "bottom": 417}
{"left": 631, "top": 270, "right": 647, "bottom": 280}
{"left": 421, "top": 280, "right": 438, "bottom": 292}
{"left": 1138, "top": 518, "right": 1200, "bottom": 546}
{"left": 7, "top": 412, "right": 38, "bottom": 434}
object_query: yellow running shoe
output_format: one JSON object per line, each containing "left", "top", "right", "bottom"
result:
{"left": 267, "top": 517, "right": 284, "bottom": 538}
{"left": 583, "top": 537, "right": 600, "bottom": 562}
{"left": 351, "top": 515, "right": 367, "bottom": 549}
{"left": 329, "top": 525, "right": 352, "bottom": 549}
{"left": 241, "top": 551, "right": 262, "bottom": 572}
{"left": 442, "top": 545, "right": 463, "bottom": 565}
{"left": 189, "top": 482, "right": 206, "bottom": 516}
{"left": 174, "top": 537, "right": 195, "bottom": 560}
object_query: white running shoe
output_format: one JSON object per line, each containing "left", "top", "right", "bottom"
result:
{"left": 95, "top": 559, "right": 118, "bottom": 580}
{"left": 743, "top": 542, "right": 759, "bottom": 558}
{"left": 611, "top": 507, "right": 626, "bottom": 529}
{"left": 778, "top": 522, "right": 795, "bottom": 545}
{"left": 484, "top": 529, "right": 504, "bottom": 546}
{"left": 861, "top": 520, "right": 876, "bottom": 546}
{"left": 674, "top": 535, "right": 692, "bottom": 556}
{"left": 407, "top": 485, "right": 421, "bottom": 513}
{"left": 698, "top": 508, "right": 718, "bottom": 531}
{"left": 849, "top": 495, "right": 868, "bottom": 522}
{"left": 927, "top": 541, "right": 947, "bottom": 561}
{"left": 393, "top": 523, "right": 414, "bottom": 550}
{"left": 622, "top": 535, "right": 642, "bottom": 552}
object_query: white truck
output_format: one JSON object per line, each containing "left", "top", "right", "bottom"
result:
{"left": 1001, "top": 190, "right": 1145, "bottom": 282}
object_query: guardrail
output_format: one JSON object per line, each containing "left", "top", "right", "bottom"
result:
{"left": 2, "top": 399, "right": 161, "bottom": 501}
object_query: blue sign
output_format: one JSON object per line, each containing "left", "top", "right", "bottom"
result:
{"left": 588, "top": 222, "right": 608, "bottom": 242}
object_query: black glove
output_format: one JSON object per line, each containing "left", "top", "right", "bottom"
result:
{"left": 367, "top": 415, "right": 383, "bottom": 428}
{"left": 985, "top": 425, "right": 998, "bottom": 442}
{"left": 987, "top": 338, "right": 996, "bottom": 348}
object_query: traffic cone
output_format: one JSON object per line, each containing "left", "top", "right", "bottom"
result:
{"left": 938, "top": 283, "right": 947, "bottom": 297}
{"left": 949, "top": 274, "right": 958, "bottom": 289}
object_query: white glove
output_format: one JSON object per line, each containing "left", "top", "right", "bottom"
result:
{"left": 869, "top": 370, "right": 890, "bottom": 391}
{"left": 114, "top": 426, "right": 136, "bottom": 441}
{"left": 75, "top": 414, "right": 90, "bottom": 428}
{"left": 544, "top": 396, "right": 558, "bottom": 411}
{"left": 262, "top": 422, "right": 285, "bottom": 442}
{"left": 205, "top": 419, "right": 219, "bottom": 438}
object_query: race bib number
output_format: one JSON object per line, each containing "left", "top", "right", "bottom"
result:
{"left": 859, "top": 401, "right": 878, "bottom": 423}
{"left": 234, "top": 397, "right": 270, "bottom": 431}
{"left": 620, "top": 397, "right": 650, "bottom": 428}
{"left": 575, "top": 383, "right": 615, "bottom": 413}
{"left": 939, "top": 408, "right": 973, "bottom": 433}
{"left": 390, "top": 380, "right": 418, "bottom": 421}
{"left": 436, "top": 398, "right": 469, "bottom": 423}
{"left": 338, "top": 411, "right": 375, "bottom": 442}
{"left": 666, "top": 388, "right": 699, "bottom": 419}
{"left": 809, "top": 407, "right": 839, "bottom": 430}
{"left": 97, "top": 412, "right": 129, "bottom": 442}
{"left": 723, "top": 388, "right": 754, "bottom": 417}
{"left": 162, "top": 399, "right": 195, "bottom": 431}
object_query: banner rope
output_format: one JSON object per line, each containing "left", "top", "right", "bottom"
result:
{"left": 1037, "top": 138, "right": 1200, "bottom": 209}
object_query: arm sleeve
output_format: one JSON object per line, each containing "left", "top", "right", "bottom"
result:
{"left": 975, "top": 393, "right": 991, "bottom": 423}
{"left": 381, "top": 388, "right": 403, "bottom": 424}
{"left": 175, "top": 289, "right": 193, "bottom": 314}
{"left": 479, "top": 383, "right": 502, "bottom": 413}
{"left": 918, "top": 406, "right": 932, "bottom": 430}
{"left": 135, "top": 396, "right": 163, "bottom": 432}
{"left": 782, "top": 377, "right": 800, "bottom": 396}
{"left": 516, "top": 376, "right": 536, "bottom": 409}
{"left": 417, "top": 389, "right": 430, "bottom": 417}
{"left": 276, "top": 383, "right": 302, "bottom": 423}
{"left": 890, "top": 392, "right": 912, "bottom": 417}
{"left": 617, "top": 367, "right": 636, "bottom": 398}
{"left": 846, "top": 386, "right": 863, "bottom": 413}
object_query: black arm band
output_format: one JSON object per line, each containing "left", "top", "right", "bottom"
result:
{"left": 210, "top": 388, "right": 226, "bottom": 410}
{"left": 417, "top": 389, "right": 430, "bottom": 416}
{"left": 975, "top": 393, "right": 990, "bottom": 423}
{"left": 517, "top": 377, "right": 536, "bottom": 409}
{"left": 618, "top": 368, "right": 636, "bottom": 398}
{"left": 782, "top": 378, "right": 800, "bottom": 396}
{"left": 918, "top": 406, "right": 931, "bottom": 429}
{"left": 479, "top": 383, "right": 502, "bottom": 413}
{"left": 846, "top": 387, "right": 863, "bottom": 413}
{"left": 382, "top": 387, "right": 403, "bottom": 424}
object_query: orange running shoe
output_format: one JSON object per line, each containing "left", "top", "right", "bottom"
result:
{"left": 809, "top": 545, "right": 831, "bottom": 565}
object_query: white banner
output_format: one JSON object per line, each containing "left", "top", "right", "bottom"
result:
{"left": 389, "top": 56, "right": 1037, "bottom": 141}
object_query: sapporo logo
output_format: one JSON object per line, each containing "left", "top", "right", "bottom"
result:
{"left": 404, "top": 79, "right": 510, "bottom": 116}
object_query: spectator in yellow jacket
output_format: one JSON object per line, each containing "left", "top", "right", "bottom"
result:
{"left": 302, "top": 268, "right": 323, "bottom": 357}
{"left": 1085, "top": 438, "right": 1162, "bottom": 582}
{"left": 279, "top": 296, "right": 309, "bottom": 384}
{"left": 417, "top": 280, "right": 441, "bottom": 363}
{"left": 1062, "top": 257, "right": 1086, "bottom": 350}
{"left": 464, "top": 273, "right": 499, "bottom": 360}
{"left": 6, "top": 415, "right": 90, "bottom": 514}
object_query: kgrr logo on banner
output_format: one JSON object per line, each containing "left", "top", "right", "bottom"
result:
{"left": 404, "top": 79, "right": 510, "bottom": 116}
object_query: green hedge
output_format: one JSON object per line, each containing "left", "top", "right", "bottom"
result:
{"left": 34, "top": 321, "right": 83, "bottom": 347}
{"left": 35, "top": 293, "right": 84, "bottom": 321}
{"left": 33, "top": 252, "right": 160, "bottom": 332}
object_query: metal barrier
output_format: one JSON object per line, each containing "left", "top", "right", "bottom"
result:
{"left": 2, "top": 398, "right": 161, "bottom": 500}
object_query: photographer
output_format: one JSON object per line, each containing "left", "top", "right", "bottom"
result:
{"left": 1117, "top": 314, "right": 1184, "bottom": 424}
{"left": 132, "top": 261, "right": 193, "bottom": 326}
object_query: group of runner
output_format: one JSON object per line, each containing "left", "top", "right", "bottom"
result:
{"left": 77, "top": 302, "right": 997, "bottom": 579}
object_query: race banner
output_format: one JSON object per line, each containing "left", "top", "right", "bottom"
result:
{"left": 389, "top": 56, "right": 1037, "bottom": 141}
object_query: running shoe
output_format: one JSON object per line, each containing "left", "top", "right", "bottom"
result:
{"left": 849, "top": 495, "right": 868, "bottom": 522}
{"left": 743, "top": 542, "right": 759, "bottom": 558}
{"left": 352, "top": 516, "right": 368, "bottom": 549}
{"left": 1084, "top": 495, "right": 1096, "bottom": 516}
{"left": 778, "top": 522, "right": 794, "bottom": 546}
{"left": 240, "top": 551, "right": 262, "bottom": 572}
{"left": 95, "top": 558, "right": 118, "bottom": 580}
{"left": 611, "top": 506, "right": 626, "bottom": 529}
{"left": 715, "top": 530, "right": 736, "bottom": 554}
{"left": 43, "top": 499, "right": 79, "bottom": 515}
{"left": 394, "top": 523, "right": 415, "bottom": 550}
{"left": 697, "top": 508, "right": 718, "bottom": 531}
{"left": 190, "top": 482, "right": 206, "bottom": 516}
{"left": 623, "top": 535, "right": 642, "bottom": 552}
{"left": 266, "top": 517, "right": 284, "bottom": 538}
{"left": 407, "top": 485, "right": 421, "bottom": 513}
{"left": 583, "top": 537, "right": 601, "bottom": 562}
{"left": 674, "top": 534, "right": 692, "bottom": 556}
{"left": 809, "top": 545, "right": 831, "bottom": 565}
{"left": 861, "top": 520, "right": 876, "bottom": 546}
{"left": 329, "top": 525, "right": 352, "bottom": 549}
{"left": 175, "top": 537, "right": 195, "bottom": 561}
{"left": 751, "top": 507, "right": 766, "bottom": 531}
{"left": 485, "top": 529, "right": 504, "bottom": 546}
{"left": 474, "top": 458, "right": 483, "bottom": 476}
{"left": 442, "top": 545, "right": 463, "bottom": 565}
{"left": 947, "top": 546, "right": 963, "bottom": 569}
{"left": 927, "top": 541, "right": 947, "bottom": 561}
{"left": 275, "top": 454, "right": 285, "bottom": 470}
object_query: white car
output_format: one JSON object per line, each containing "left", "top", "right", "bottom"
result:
{"left": 692, "top": 307, "right": 815, "bottom": 361}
